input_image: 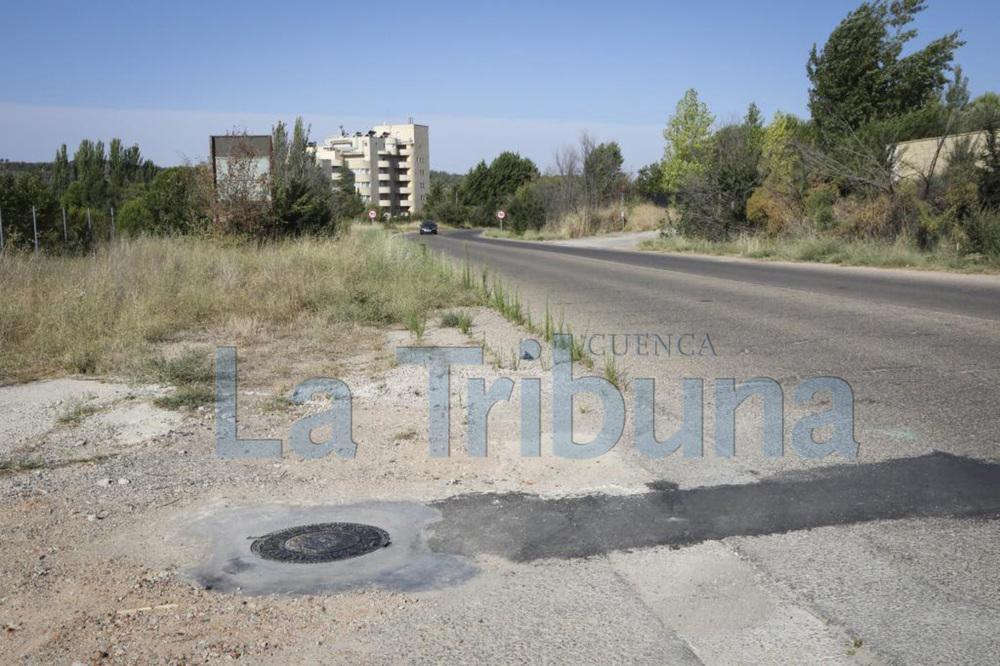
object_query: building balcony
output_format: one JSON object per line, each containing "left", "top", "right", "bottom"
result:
{"left": 396, "top": 172, "right": 412, "bottom": 182}
{"left": 397, "top": 187, "right": 413, "bottom": 195}
{"left": 377, "top": 160, "right": 391, "bottom": 168}
{"left": 399, "top": 148, "right": 413, "bottom": 156}
{"left": 378, "top": 199, "right": 392, "bottom": 207}
{"left": 378, "top": 186, "right": 392, "bottom": 194}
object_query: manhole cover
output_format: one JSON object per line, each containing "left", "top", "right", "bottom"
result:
{"left": 250, "top": 523, "right": 390, "bottom": 564}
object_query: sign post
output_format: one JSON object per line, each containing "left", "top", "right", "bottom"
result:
{"left": 620, "top": 185, "right": 626, "bottom": 231}
{"left": 367, "top": 208, "right": 378, "bottom": 224}
{"left": 496, "top": 209, "right": 506, "bottom": 235}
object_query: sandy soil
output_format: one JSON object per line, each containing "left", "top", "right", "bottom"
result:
{"left": 0, "top": 307, "right": 656, "bottom": 664}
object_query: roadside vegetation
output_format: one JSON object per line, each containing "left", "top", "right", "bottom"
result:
{"left": 642, "top": 1, "right": 1000, "bottom": 269}
{"left": 639, "top": 232, "right": 999, "bottom": 271}
{"left": 0, "top": 231, "right": 479, "bottom": 383}
{"left": 429, "top": 0, "right": 1000, "bottom": 270}
{"left": 0, "top": 117, "right": 364, "bottom": 252}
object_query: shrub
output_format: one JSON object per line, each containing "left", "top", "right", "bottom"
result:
{"left": 747, "top": 187, "right": 798, "bottom": 235}
{"left": 843, "top": 187, "right": 927, "bottom": 240}
{"left": 966, "top": 209, "right": 1000, "bottom": 257}
{"left": 440, "top": 310, "right": 473, "bottom": 334}
{"left": 803, "top": 183, "right": 838, "bottom": 230}
{"left": 506, "top": 183, "right": 547, "bottom": 233}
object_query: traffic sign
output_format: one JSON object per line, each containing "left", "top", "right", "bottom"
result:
{"left": 367, "top": 209, "right": 378, "bottom": 220}
{"left": 496, "top": 210, "right": 506, "bottom": 220}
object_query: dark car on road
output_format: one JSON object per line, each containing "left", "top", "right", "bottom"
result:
{"left": 419, "top": 220, "right": 438, "bottom": 235}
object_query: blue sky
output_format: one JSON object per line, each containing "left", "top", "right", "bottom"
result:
{"left": 1, "top": 0, "right": 997, "bottom": 173}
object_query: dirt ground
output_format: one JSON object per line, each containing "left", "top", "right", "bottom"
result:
{"left": 0, "top": 308, "right": 662, "bottom": 664}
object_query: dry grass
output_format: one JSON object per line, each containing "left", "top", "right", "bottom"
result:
{"left": 0, "top": 230, "right": 478, "bottom": 383}
{"left": 624, "top": 203, "right": 669, "bottom": 232}
{"left": 485, "top": 203, "right": 670, "bottom": 240}
{"left": 638, "top": 232, "right": 1000, "bottom": 273}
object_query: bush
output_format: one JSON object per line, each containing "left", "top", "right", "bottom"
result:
{"left": 506, "top": 183, "right": 546, "bottom": 233}
{"left": 746, "top": 187, "right": 798, "bottom": 235}
{"left": 117, "top": 167, "right": 208, "bottom": 235}
{"left": 428, "top": 200, "right": 470, "bottom": 226}
{"left": 803, "top": 183, "right": 838, "bottom": 230}
{"left": 966, "top": 209, "right": 1000, "bottom": 257}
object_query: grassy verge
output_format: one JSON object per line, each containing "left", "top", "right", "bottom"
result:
{"left": 638, "top": 233, "right": 1000, "bottom": 273}
{"left": 483, "top": 203, "right": 668, "bottom": 241}
{"left": 0, "top": 230, "right": 479, "bottom": 383}
{"left": 483, "top": 228, "right": 568, "bottom": 241}
{"left": 460, "top": 255, "right": 592, "bottom": 368}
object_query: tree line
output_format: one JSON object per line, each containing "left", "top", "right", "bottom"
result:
{"left": 424, "top": 134, "right": 629, "bottom": 235}
{"left": 0, "top": 118, "right": 362, "bottom": 251}
{"left": 650, "top": 0, "right": 1000, "bottom": 257}
{"left": 425, "top": 0, "right": 999, "bottom": 258}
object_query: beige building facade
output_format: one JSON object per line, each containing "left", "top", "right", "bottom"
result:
{"left": 893, "top": 130, "right": 987, "bottom": 181}
{"left": 313, "top": 121, "right": 430, "bottom": 217}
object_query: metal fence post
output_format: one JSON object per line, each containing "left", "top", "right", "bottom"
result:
{"left": 32, "top": 206, "right": 39, "bottom": 253}
{"left": 0, "top": 204, "right": 4, "bottom": 252}
{"left": 62, "top": 206, "right": 68, "bottom": 243}
{"left": 110, "top": 207, "right": 115, "bottom": 242}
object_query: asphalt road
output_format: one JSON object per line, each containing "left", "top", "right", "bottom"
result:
{"left": 413, "top": 229, "right": 1000, "bottom": 665}
{"left": 435, "top": 229, "right": 1000, "bottom": 320}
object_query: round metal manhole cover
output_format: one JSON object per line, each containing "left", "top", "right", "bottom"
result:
{"left": 250, "top": 523, "right": 391, "bottom": 564}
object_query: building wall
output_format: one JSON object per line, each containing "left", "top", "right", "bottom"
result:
{"left": 313, "top": 122, "right": 430, "bottom": 217}
{"left": 893, "top": 131, "right": 987, "bottom": 180}
{"left": 210, "top": 135, "right": 272, "bottom": 201}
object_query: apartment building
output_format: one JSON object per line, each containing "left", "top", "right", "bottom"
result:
{"left": 313, "top": 121, "right": 430, "bottom": 217}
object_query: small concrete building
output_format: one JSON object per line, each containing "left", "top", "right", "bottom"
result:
{"left": 313, "top": 121, "right": 430, "bottom": 217}
{"left": 210, "top": 135, "right": 273, "bottom": 201}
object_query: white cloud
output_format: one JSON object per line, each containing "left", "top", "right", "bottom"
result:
{"left": 0, "top": 103, "right": 664, "bottom": 174}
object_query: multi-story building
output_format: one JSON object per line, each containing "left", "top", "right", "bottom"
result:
{"left": 313, "top": 121, "right": 430, "bottom": 217}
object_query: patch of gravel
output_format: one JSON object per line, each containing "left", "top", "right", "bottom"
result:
{"left": 0, "top": 307, "right": 659, "bottom": 663}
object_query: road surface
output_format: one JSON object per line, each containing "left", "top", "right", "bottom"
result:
{"left": 411, "top": 229, "right": 1000, "bottom": 665}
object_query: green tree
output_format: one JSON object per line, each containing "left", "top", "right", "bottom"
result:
{"left": 978, "top": 122, "right": 1000, "bottom": 209}
{"left": 333, "top": 165, "right": 365, "bottom": 221}
{"left": 661, "top": 89, "right": 715, "bottom": 196}
{"left": 507, "top": 183, "right": 547, "bottom": 232}
{"left": 676, "top": 120, "right": 765, "bottom": 239}
{"left": 51, "top": 144, "right": 71, "bottom": 197}
{"left": 461, "top": 152, "right": 538, "bottom": 225}
{"left": 806, "top": 0, "right": 963, "bottom": 135}
{"left": 117, "top": 166, "right": 208, "bottom": 235}
{"left": 944, "top": 64, "right": 970, "bottom": 111}
{"left": 271, "top": 118, "right": 339, "bottom": 235}
{"left": 745, "top": 102, "right": 764, "bottom": 130}
{"left": 583, "top": 140, "right": 625, "bottom": 209}
{"left": 634, "top": 162, "right": 665, "bottom": 203}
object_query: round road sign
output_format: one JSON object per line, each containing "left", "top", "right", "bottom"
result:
{"left": 367, "top": 209, "right": 378, "bottom": 220}
{"left": 496, "top": 210, "right": 506, "bottom": 220}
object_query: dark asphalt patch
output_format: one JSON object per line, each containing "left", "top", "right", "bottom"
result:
{"left": 428, "top": 453, "right": 1000, "bottom": 562}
